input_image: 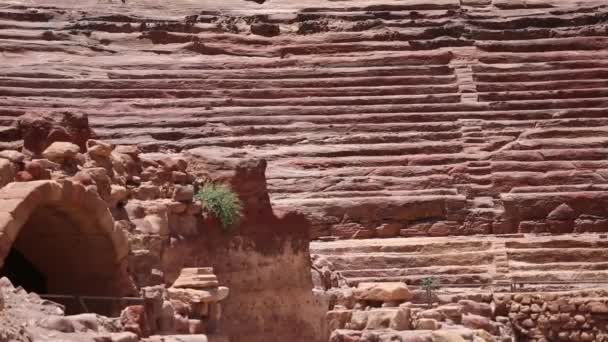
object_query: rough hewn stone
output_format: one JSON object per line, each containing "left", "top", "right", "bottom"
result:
{"left": 42, "top": 142, "right": 80, "bottom": 164}
{"left": 354, "top": 282, "right": 412, "bottom": 302}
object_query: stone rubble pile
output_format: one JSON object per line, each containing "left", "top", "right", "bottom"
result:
{"left": 0, "top": 116, "right": 235, "bottom": 341}
{"left": 324, "top": 282, "right": 512, "bottom": 342}
{"left": 167, "top": 268, "right": 229, "bottom": 335}
{"left": 0, "top": 114, "right": 223, "bottom": 289}
{"left": 0, "top": 276, "right": 136, "bottom": 342}
{"left": 121, "top": 268, "right": 230, "bottom": 341}
{"left": 505, "top": 291, "right": 608, "bottom": 342}
{"left": 0, "top": 268, "right": 230, "bottom": 342}
{"left": 321, "top": 280, "right": 608, "bottom": 342}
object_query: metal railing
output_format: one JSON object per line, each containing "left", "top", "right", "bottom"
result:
{"left": 40, "top": 294, "right": 144, "bottom": 314}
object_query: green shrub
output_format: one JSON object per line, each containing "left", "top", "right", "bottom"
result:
{"left": 194, "top": 183, "right": 243, "bottom": 230}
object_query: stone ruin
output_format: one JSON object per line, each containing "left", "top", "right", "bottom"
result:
{"left": 2, "top": 0, "right": 608, "bottom": 341}
{"left": 0, "top": 111, "right": 323, "bottom": 341}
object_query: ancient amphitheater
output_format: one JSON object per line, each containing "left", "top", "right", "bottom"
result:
{"left": 1, "top": 0, "right": 608, "bottom": 341}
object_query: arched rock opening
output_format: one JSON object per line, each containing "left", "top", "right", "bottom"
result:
{"left": 0, "top": 180, "right": 133, "bottom": 299}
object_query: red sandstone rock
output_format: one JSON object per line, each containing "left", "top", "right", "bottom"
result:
{"left": 2, "top": 1, "right": 608, "bottom": 240}
{"left": 42, "top": 142, "right": 80, "bottom": 164}
{"left": 17, "top": 112, "right": 93, "bottom": 156}
{"left": 120, "top": 305, "right": 150, "bottom": 337}
{"left": 23, "top": 160, "right": 51, "bottom": 180}
{"left": 0, "top": 160, "right": 14, "bottom": 188}
{"left": 547, "top": 204, "right": 577, "bottom": 221}
{"left": 354, "top": 283, "right": 412, "bottom": 302}
{"left": 185, "top": 148, "right": 272, "bottom": 219}
{"left": 5, "top": 1, "right": 608, "bottom": 342}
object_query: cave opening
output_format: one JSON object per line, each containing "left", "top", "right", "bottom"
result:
{"left": 0, "top": 247, "right": 48, "bottom": 294}
{"left": 0, "top": 203, "right": 131, "bottom": 315}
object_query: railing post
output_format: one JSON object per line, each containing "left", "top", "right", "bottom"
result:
{"left": 77, "top": 296, "right": 89, "bottom": 313}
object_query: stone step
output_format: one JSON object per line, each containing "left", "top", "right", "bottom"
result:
{"left": 510, "top": 270, "right": 608, "bottom": 282}
{"left": 475, "top": 67, "right": 608, "bottom": 83}
{"left": 337, "top": 265, "right": 489, "bottom": 278}
{"left": 0, "top": 71, "right": 457, "bottom": 85}
{"left": 95, "top": 130, "right": 464, "bottom": 149}
{"left": 312, "top": 240, "right": 492, "bottom": 254}
{"left": 510, "top": 184, "right": 608, "bottom": 194}
{"left": 323, "top": 251, "right": 494, "bottom": 270}
{"left": 473, "top": 60, "right": 608, "bottom": 73}
{"left": 11, "top": 96, "right": 608, "bottom": 117}
{"left": 476, "top": 36, "right": 608, "bottom": 53}
{"left": 479, "top": 87, "right": 608, "bottom": 102}
{"left": 509, "top": 261, "right": 608, "bottom": 272}
{"left": 507, "top": 248, "right": 608, "bottom": 264}
{"left": 0, "top": 90, "right": 463, "bottom": 106}
{"left": 468, "top": 197, "right": 495, "bottom": 209}
{"left": 22, "top": 105, "right": 608, "bottom": 124}
{"left": 0, "top": 84, "right": 460, "bottom": 98}
{"left": 478, "top": 50, "right": 608, "bottom": 64}
{"left": 477, "top": 79, "right": 608, "bottom": 92}
{"left": 491, "top": 148, "right": 608, "bottom": 161}
{"left": 464, "top": 166, "right": 491, "bottom": 175}
{"left": 505, "top": 239, "right": 608, "bottom": 249}
{"left": 270, "top": 189, "right": 460, "bottom": 200}
{"left": 345, "top": 273, "right": 493, "bottom": 286}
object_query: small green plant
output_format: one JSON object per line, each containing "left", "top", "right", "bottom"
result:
{"left": 194, "top": 183, "right": 243, "bottom": 230}
{"left": 421, "top": 277, "right": 440, "bottom": 308}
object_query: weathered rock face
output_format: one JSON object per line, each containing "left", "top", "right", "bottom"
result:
{"left": 162, "top": 149, "right": 326, "bottom": 342}
{"left": 17, "top": 112, "right": 93, "bottom": 157}
{"left": 0, "top": 127, "right": 323, "bottom": 341}
{"left": 314, "top": 235, "right": 608, "bottom": 341}
{"left": 5, "top": 0, "right": 608, "bottom": 341}
{"left": 2, "top": 0, "right": 608, "bottom": 238}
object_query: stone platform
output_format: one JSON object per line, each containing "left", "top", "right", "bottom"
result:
{"left": 312, "top": 234, "right": 608, "bottom": 291}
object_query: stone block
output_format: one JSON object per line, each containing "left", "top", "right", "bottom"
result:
{"left": 354, "top": 282, "right": 412, "bottom": 302}
{"left": 374, "top": 223, "right": 400, "bottom": 238}
{"left": 0, "top": 159, "right": 14, "bottom": 188}
{"left": 0, "top": 150, "right": 25, "bottom": 163}
{"left": 462, "top": 313, "right": 496, "bottom": 334}
{"left": 390, "top": 306, "right": 411, "bottom": 330}
{"left": 42, "top": 141, "right": 80, "bottom": 163}
{"left": 132, "top": 184, "right": 160, "bottom": 201}
{"left": 428, "top": 221, "right": 459, "bottom": 236}
{"left": 458, "top": 299, "right": 492, "bottom": 317}
{"left": 416, "top": 318, "right": 440, "bottom": 330}
{"left": 587, "top": 301, "right": 608, "bottom": 313}
{"left": 167, "top": 287, "right": 229, "bottom": 303}
{"left": 173, "top": 185, "right": 194, "bottom": 202}
{"left": 87, "top": 139, "right": 114, "bottom": 158}
{"left": 326, "top": 310, "right": 352, "bottom": 333}
{"left": 365, "top": 308, "right": 396, "bottom": 330}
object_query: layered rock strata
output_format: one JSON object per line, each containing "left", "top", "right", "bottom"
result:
{"left": 2, "top": 0, "right": 608, "bottom": 238}
{"left": 312, "top": 235, "right": 608, "bottom": 288}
